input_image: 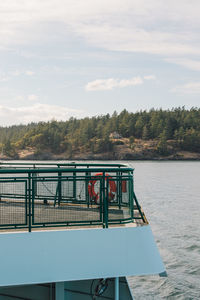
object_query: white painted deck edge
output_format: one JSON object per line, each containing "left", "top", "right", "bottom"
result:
{"left": 0, "top": 225, "right": 165, "bottom": 287}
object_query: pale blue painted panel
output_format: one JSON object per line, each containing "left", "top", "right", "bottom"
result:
{"left": 0, "top": 226, "right": 165, "bottom": 287}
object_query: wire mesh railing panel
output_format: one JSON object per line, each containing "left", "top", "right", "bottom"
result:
{"left": 35, "top": 173, "right": 59, "bottom": 198}
{"left": 71, "top": 178, "right": 87, "bottom": 203}
{"left": 32, "top": 204, "right": 102, "bottom": 225}
{"left": 32, "top": 178, "right": 102, "bottom": 226}
{"left": 0, "top": 165, "right": 138, "bottom": 231}
{"left": 0, "top": 180, "right": 27, "bottom": 227}
{"left": 34, "top": 178, "right": 57, "bottom": 201}
{"left": 0, "top": 175, "right": 27, "bottom": 198}
{"left": 61, "top": 180, "right": 74, "bottom": 199}
{"left": 107, "top": 177, "right": 132, "bottom": 222}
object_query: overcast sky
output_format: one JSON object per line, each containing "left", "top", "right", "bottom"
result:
{"left": 0, "top": 0, "right": 200, "bottom": 126}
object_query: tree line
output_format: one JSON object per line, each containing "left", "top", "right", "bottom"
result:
{"left": 0, "top": 107, "right": 200, "bottom": 158}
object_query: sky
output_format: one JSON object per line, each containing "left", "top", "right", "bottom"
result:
{"left": 0, "top": 0, "right": 200, "bottom": 126}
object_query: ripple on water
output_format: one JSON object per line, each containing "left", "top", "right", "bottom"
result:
{"left": 185, "top": 243, "right": 200, "bottom": 252}
{"left": 127, "top": 161, "right": 200, "bottom": 299}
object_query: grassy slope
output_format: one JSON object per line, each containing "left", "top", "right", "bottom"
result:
{"left": 3, "top": 138, "right": 199, "bottom": 160}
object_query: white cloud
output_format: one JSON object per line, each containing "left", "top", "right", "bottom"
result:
{"left": 171, "top": 82, "right": 200, "bottom": 94}
{"left": 0, "top": 70, "right": 35, "bottom": 81}
{"left": 85, "top": 75, "right": 156, "bottom": 91}
{"left": 86, "top": 78, "right": 118, "bottom": 91}
{"left": 119, "top": 77, "right": 143, "bottom": 88}
{"left": 77, "top": 25, "right": 200, "bottom": 56}
{"left": 28, "top": 94, "right": 38, "bottom": 101}
{"left": 0, "top": 75, "right": 9, "bottom": 82}
{"left": 10, "top": 70, "right": 21, "bottom": 76}
{"left": 165, "top": 58, "right": 200, "bottom": 71}
{"left": 25, "top": 70, "right": 35, "bottom": 76}
{"left": 0, "top": 103, "right": 84, "bottom": 126}
{"left": 0, "top": 0, "right": 200, "bottom": 57}
{"left": 85, "top": 76, "right": 143, "bottom": 91}
{"left": 12, "top": 70, "right": 35, "bottom": 76}
{"left": 15, "top": 96, "right": 24, "bottom": 101}
{"left": 143, "top": 75, "right": 156, "bottom": 80}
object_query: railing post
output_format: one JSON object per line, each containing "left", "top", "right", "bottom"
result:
{"left": 85, "top": 171, "right": 90, "bottom": 207}
{"left": 100, "top": 177, "right": 103, "bottom": 224}
{"left": 119, "top": 172, "right": 122, "bottom": 209}
{"left": 28, "top": 173, "right": 32, "bottom": 232}
{"left": 31, "top": 172, "right": 36, "bottom": 228}
{"left": 130, "top": 174, "right": 134, "bottom": 220}
{"left": 103, "top": 173, "right": 108, "bottom": 228}
{"left": 115, "top": 277, "right": 119, "bottom": 300}
{"left": 58, "top": 171, "right": 62, "bottom": 206}
{"left": 73, "top": 171, "right": 76, "bottom": 200}
{"left": 32, "top": 164, "right": 37, "bottom": 198}
{"left": 55, "top": 282, "right": 64, "bottom": 300}
{"left": 54, "top": 184, "right": 59, "bottom": 207}
{"left": 116, "top": 171, "right": 119, "bottom": 208}
{"left": 133, "top": 192, "right": 145, "bottom": 223}
{"left": 106, "top": 177, "right": 109, "bottom": 228}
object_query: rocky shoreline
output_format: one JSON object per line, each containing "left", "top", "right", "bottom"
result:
{"left": 1, "top": 150, "right": 200, "bottom": 161}
{"left": 1, "top": 138, "right": 200, "bottom": 161}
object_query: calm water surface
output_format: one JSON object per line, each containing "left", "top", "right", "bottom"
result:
{"left": 126, "top": 161, "right": 200, "bottom": 300}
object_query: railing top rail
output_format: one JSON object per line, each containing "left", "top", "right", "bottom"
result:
{"left": 0, "top": 162, "right": 145, "bottom": 232}
{"left": 0, "top": 162, "right": 126, "bottom": 168}
{"left": 0, "top": 166, "right": 134, "bottom": 174}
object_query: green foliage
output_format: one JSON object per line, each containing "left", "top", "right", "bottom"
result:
{"left": 113, "top": 140, "right": 124, "bottom": 145}
{"left": 3, "top": 139, "right": 19, "bottom": 158}
{"left": 129, "top": 136, "right": 135, "bottom": 150}
{"left": 156, "top": 131, "right": 169, "bottom": 155}
{"left": 142, "top": 125, "right": 150, "bottom": 140}
{"left": 0, "top": 107, "right": 199, "bottom": 157}
{"left": 181, "top": 128, "right": 200, "bottom": 151}
{"left": 129, "top": 136, "right": 135, "bottom": 144}
{"left": 91, "top": 137, "right": 113, "bottom": 153}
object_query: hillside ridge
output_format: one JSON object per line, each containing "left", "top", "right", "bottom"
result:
{"left": 0, "top": 108, "right": 199, "bottom": 160}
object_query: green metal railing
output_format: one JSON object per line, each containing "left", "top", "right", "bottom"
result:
{"left": 0, "top": 163, "right": 146, "bottom": 232}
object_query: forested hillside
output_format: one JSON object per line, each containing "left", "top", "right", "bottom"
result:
{"left": 0, "top": 107, "right": 200, "bottom": 159}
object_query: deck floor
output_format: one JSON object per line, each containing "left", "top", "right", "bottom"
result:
{"left": 0, "top": 199, "right": 140, "bottom": 231}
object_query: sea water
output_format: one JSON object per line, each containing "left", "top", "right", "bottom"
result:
{"left": 126, "top": 161, "right": 200, "bottom": 300}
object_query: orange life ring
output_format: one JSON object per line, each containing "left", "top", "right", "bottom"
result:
{"left": 88, "top": 173, "right": 117, "bottom": 204}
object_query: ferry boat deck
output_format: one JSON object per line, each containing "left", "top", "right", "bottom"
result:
{"left": 0, "top": 162, "right": 147, "bottom": 232}
{"left": 0, "top": 162, "right": 165, "bottom": 300}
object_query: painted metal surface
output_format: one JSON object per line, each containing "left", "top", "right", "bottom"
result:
{"left": 0, "top": 278, "right": 133, "bottom": 300}
{"left": 0, "top": 225, "right": 165, "bottom": 287}
{"left": 0, "top": 284, "right": 52, "bottom": 300}
{"left": 115, "top": 277, "right": 119, "bottom": 300}
{"left": 56, "top": 282, "right": 64, "bottom": 300}
{"left": 0, "top": 165, "right": 144, "bottom": 231}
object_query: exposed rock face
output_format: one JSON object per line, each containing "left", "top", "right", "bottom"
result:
{"left": 16, "top": 150, "right": 200, "bottom": 161}
{"left": 1, "top": 139, "right": 200, "bottom": 161}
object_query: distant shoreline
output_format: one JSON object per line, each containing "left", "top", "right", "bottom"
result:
{"left": 1, "top": 156, "right": 200, "bottom": 162}
{"left": 1, "top": 108, "right": 200, "bottom": 163}
{"left": 1, "top": 137, "right": 200, "bottom": 161}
